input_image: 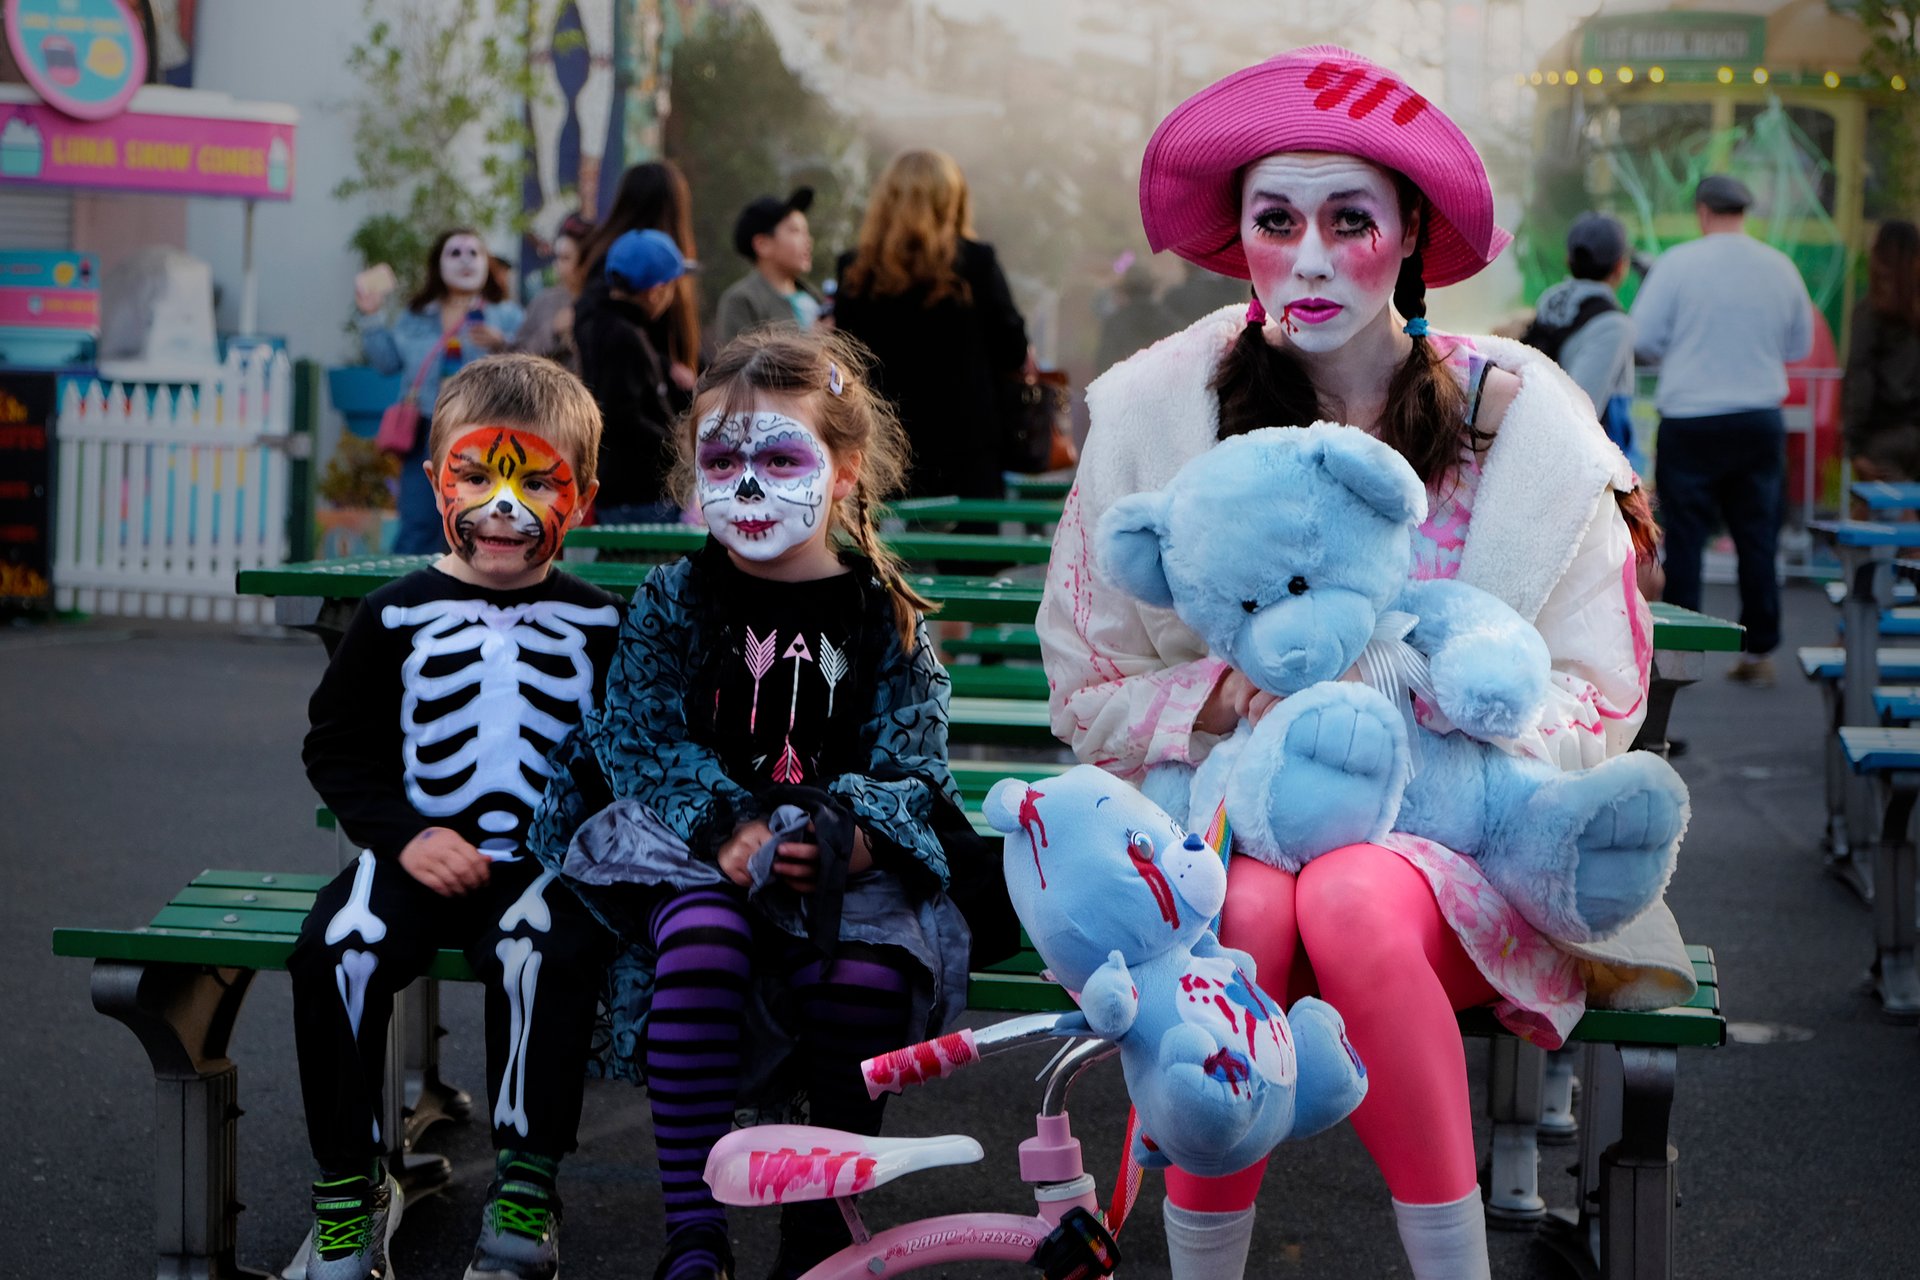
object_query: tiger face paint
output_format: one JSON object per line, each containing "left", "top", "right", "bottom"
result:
{"left": 434, "top": 426, "right": 581, "bottom": 584}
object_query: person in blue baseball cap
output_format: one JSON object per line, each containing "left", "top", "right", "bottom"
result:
{"left": 576, "top": 228, "right": 702, "bottom": 521}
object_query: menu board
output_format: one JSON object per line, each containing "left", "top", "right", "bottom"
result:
{"left": 0, "top": 371, "right": 54, "bottom": 607}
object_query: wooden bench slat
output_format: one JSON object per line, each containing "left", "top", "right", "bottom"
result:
{"left": 948, "top": 665, "right": 1050, "bottom": 701}
{"left": 1797, "top": 645, "right": 1920, "bottom": 681}
{"left": 149, "top": 904, "right": 310, "bottom": 934}
{"left": 192, "top": 869, "right": 334, "bottom": 893}
{"left": 174, "top": 886, "right": 327, "bottom": 912}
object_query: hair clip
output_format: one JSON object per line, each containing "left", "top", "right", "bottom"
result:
{"left": 827, "top": 361, "right": 845, "bottom": 396}
{"left": 1246, "top": 295, "right": 1268, "bottom": 326}
{"left": 1403, "top": 316, "right": 1429, "bottom": 338}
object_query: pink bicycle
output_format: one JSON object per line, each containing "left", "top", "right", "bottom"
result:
{"left": 704, "top": 1012, "right": 1126, "bottom": 1278}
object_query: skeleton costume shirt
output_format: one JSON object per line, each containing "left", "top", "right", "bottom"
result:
{"left": 304, "top": 565, "right": 623, "bottom": 860}
{"left": 290, "top": 565, "right": 623, "bottom": 1173}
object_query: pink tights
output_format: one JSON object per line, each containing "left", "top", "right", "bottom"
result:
{"left": 1164, "top": 844, "right": 1497, "bottom": 1211}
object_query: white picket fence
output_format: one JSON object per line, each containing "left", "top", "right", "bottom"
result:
{"left": 53, "top": 348, "right": 294, "bottom": 624}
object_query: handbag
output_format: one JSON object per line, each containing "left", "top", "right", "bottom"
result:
{"left": 375, "top": 328, "right": 456, "bottom": 455}
{"left": 1000, "top": 368, "right": 1077, "bottom": 474}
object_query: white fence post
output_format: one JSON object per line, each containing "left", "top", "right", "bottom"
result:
{"left": 53, "top": 348, "right": 295, "bottom": 624}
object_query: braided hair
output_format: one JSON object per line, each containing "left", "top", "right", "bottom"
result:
{"left": 672, "top": 328, "right": 936, "bottom": 650}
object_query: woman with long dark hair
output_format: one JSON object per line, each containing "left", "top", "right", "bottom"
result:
{"left": 354, "top": 228, "right": 523, "bottom": 553}
{"left": 1846, "top": 219, "right": 1920, "bottom": 482}
{"left": 1038, "top": 46, "right": 1686, "bottom": 1278}
{"left": 833, "top": 149, "right": 1031, "bottom": 498}
{"left": 576, "top": 160, "right": 702, "bottom": 405}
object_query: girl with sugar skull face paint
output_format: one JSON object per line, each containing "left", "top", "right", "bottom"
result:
{"left": 1037, "top": 46, "right": 1680, "bottom": 1280}
{"left": 353, "top": 228, "right": 526, "bottom": 555}
{"left": 694, "top": 408, "right": 840, "bottom": 567}
{"left": 522, "top": 330, "right": 1017, "bottom": 1280}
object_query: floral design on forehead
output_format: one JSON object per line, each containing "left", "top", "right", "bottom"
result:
{"left": 695, "top": 410, "right": 832, "bottom": 562}
{"left": 437, "top": 426, "right": 580, "bottom": 564}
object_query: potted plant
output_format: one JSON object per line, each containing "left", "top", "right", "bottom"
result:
{"left": 314, "top": 434, "right": 401, "bottom": 557}
{"left": 326, "top": 0, "right": 540, "bottom": 435}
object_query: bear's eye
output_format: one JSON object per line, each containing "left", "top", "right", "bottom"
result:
{"left": 1129, "top": 831, "right": 1154, "bottom": 860}
{"left": 1288, "top": 576, "right": 1309, "bottom": 595}
{"left": 1241, "top": 599, "right": 1259, "bottom": 614}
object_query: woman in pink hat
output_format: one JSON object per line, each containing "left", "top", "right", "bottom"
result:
{"left": 1037, "top": 47, "right": 1691, "bottom": 1279}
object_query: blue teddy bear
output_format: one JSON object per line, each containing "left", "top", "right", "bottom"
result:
{"left": 982, "top": 764, "right": 1368, "bottom": 1177}
{"left": 1097, "top": 424, "right": 1688, "bottom": 944}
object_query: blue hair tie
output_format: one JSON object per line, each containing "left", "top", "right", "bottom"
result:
{"left": 1403, "top": 317, "right": 1430, "bottom": 338}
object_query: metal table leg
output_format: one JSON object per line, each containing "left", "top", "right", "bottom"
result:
{"left": 1598, "top": 1046, "right": 1680, "bottom": 1280}
{"left": 1869, "top": 771, "right": 1920, "bottom": 1018}
{"left": 1484, "top": 1039, "right": 1547, "bottom": 1225}
{"left": 92, "top": 960, "right": 272, "bottom": 1280}
{"left": 1837, "top": 547, "right": 1892, "bottom": 894}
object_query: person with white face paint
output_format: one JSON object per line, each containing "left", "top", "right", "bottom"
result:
{"left": 523, "top": 329, "right": 1019, "bottom": 1280}
{"left": 1037, "top": 46, "right": 1691, "bottom": 1280}
{"left": 356, "top": 228, "right": 527, "bottom": 554}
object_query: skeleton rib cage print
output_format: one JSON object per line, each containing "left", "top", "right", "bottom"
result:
{"left": 388, "top": 597, "right": 620, "bottom": 855}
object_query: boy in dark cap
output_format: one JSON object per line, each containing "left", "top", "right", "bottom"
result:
{"left": 1523, "top": 212, "right": 1641, "bottom": 468}
{"left": 574, "top": 229, "right": 698, "bottom": 521}
{"left": 713, "top": 186, "right": 825, "bottom": 346}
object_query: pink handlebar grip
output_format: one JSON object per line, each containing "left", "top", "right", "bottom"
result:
{"left": 860, "top": 1028, "right": 981, "bottom": 1099}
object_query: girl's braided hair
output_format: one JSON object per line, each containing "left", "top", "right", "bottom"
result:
{"left": 671, "top": 328, "right": 936, "bottom": 649}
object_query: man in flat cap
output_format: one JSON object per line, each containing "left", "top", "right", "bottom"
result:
{"left": 1631, "top": 174, "right": 1816, "bottom": 687}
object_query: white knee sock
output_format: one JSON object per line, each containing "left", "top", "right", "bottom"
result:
{"left": 1162, "top": 1200, "right": 1256, "bottom": 1280}
{"left": 1392, "top": 1190, "right": 1492, "bottom": 1280}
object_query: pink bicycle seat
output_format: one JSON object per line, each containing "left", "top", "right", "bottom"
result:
{"left": 703, "top": 1125, "right": 984, "bottom": 1206}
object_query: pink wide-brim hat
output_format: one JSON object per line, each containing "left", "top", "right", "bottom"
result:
{"left": 1140, "top": 46, "right": 1510, "bottom": 288}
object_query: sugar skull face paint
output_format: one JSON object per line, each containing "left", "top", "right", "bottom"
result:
{"left": 1239, "top": 153, "right": 1414, "bottom": 355}
{"left": 440, "top": 233, "right": 491, "bottom": 294}
{"left": 437, "top": 426, "right": 580, "bottom": 572}
{"left": 695, "top": 410, "right": 832, "bottom": 562}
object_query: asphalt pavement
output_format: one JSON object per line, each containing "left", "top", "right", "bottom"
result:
{"left": 5, "top": 577, "right": 1917, "bottom": 1278}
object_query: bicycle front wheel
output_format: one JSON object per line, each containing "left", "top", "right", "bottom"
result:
{"left": 803, "top": 1212, "right": 1053, "bottom": 1277}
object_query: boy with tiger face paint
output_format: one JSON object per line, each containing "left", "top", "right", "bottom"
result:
{"left": 289, "top": 353, "right": 620, "bottom": 1280}
{"left": 424, "top": 358, "right": 601, "bottom": 591}
{"left": 435, "top": 424, "right": 587, "bottom": 581}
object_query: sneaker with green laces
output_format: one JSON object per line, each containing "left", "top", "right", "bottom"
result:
{"left": 308, "top": 1167, "right": 400, "bottom": 1280}
{"left": 465, "top": 1152, "right": 562, "bottom": 1280}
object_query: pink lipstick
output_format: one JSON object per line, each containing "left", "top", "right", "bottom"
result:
{"left": 1289, "top": 298, "right": 1343, "bottom": 325}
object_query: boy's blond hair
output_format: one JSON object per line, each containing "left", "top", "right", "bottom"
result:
{"left": 428, "top": 353, "right": 602, "bottom": 490}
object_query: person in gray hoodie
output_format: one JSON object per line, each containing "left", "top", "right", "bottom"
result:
{"left": 1523, "top": 212, "right": 1640, "bottom": 470}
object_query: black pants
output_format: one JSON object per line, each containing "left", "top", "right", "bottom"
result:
{"left": 1654, "top": 409, "right": 1785, "bottom": 655}
{"left": 288, "top": 853, "right": 613, "bottom": 1171}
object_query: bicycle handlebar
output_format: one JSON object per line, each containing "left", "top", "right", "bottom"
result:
{"left": 861, "top": 1029, "right": 981, "bottom": 1099}
{"left": 861, "top": 1011, "right": 1084, "bottom": 1100}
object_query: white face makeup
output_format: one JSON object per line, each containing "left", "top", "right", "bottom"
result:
{"left": 440, "top": 234, "right": 491, "bottom": 294}
{"left": 695, "top": 410, "right": 833, "bottom": 562}
{"left": 1239, "top": 153, "right": 1413, "bottom": 355}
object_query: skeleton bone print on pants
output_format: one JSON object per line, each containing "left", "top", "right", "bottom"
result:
{"left": 385, "top": 598, "right": 619, "bottom": 854}
{"left": 323, "top": 852, "right": 390, "bottom": 1140}
{"left": 493, "top": 870, "right": 557, "bottom": 1136}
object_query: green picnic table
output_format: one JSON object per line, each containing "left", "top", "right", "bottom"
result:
{"left": 237, "top": 557, "right": 1042, "bottom": 627}
{"left": 237, "top": 556, "right": 1740, "bottom": 654}
{"left": 568, "top": 522, "right": 1055, "bottom": 564}
{"left": 888, "top": 496, "right": 1065, "bottom": 525}
{"left": 1005, "top": 475, "right": 1073, "bottom": 501}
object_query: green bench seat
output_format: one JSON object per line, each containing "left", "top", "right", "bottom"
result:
{"left": 942, "top": 626, "right": 1042, "bottom": 660}
{"left": 56, "top": 874, "right": 1721, "bottom": 1280}
{"left": 54, "top": 870, "right": 1722, "bottom": 1041}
